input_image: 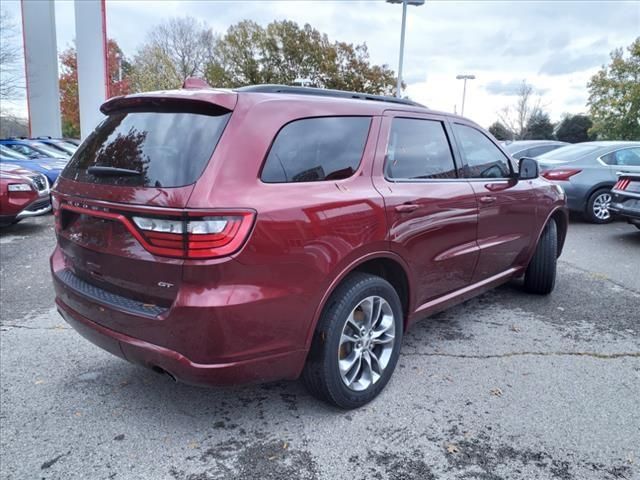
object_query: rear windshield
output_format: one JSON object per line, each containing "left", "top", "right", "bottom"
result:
{"left": 62, "top": 108, "right": 231, "bottom": 187}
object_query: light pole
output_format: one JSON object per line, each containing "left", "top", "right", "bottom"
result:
{"left": 387, "top": 0, "right": 425, "bottom": 98}
{"left": 456, "top": 74, "right": 475, "bottom": 116}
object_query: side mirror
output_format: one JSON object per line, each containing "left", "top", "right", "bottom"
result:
{"left": 518, "top": 157, "right": 539, "bottom": 180}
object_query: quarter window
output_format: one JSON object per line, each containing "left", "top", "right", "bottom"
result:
{"left": 453, "top": 124, "right": 512, "bottom": 178}
{"left": 385, "top": 118, "right": 457, "bottom": 180}
{"left": 261, "top": 117, "right": 371, "bottom": 183}
{"left": 601, "top": 148, "right": 640, "bottom": 166}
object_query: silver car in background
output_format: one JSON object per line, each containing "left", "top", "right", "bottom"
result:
{"left": 503, "top": 140, "right": 568, "bottom": 160}
{"left": 536, "top": 141, "right": 640, "bottom": 223}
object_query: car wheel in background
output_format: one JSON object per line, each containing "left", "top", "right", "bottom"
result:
{"left": 585, "top": 188, "right": 613, "bottom": 224}
{"left": 302, "top": 272, "right": 403, "bottom": 409}
{"left": 524, "top": 219, "right": 557, "bottom": 295}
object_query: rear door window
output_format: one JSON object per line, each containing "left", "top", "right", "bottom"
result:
{"left": 261, "top": 117, "right": 371, "bottom": 183}
{"left": 385, "top": 118, "right": 458, "bottom": 180}
{"left": 62, "top": 108, "right": 231, "bottom": 187}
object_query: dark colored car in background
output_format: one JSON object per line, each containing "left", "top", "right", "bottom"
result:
{"left": 610, "top": 173, "right": 640, "bottom": 230}
{"left": 0, "top": 163, "right": 51, "bottom": 227}
{"left": 51, "top": 83, "right": 567, "bottom": 408}
{"left": 0, "top": 145, "right": 67, "bottom": 186}
{"left": 0, "top": 138, "right": 70, "bottom": 159}
{"left": 33, "top": 137, "right": 78, "bottom": 156}
{"left": 503, "top": 140, "right": 568, "bottom": 159}
{"left": 536, "top": 141, "right": 640, "bottom": 223}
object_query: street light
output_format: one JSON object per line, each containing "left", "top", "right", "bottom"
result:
{"left": 387, "top": 0, "right": 426, "bottom": 98}
{"left": 456, "top": 74, "right": 476, "bottom": 116}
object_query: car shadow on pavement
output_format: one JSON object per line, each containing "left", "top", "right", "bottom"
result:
{"left": 0, "top": 214, "right": 53, "bottom": 237}
{"left": 58, "top": 278, "right": 538, "bottom": 423}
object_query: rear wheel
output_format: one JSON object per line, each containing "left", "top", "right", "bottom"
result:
{"left": 585, "top": 188, "right": 613, "bottom": 224}
{"left": 524, "top": 219, "right": 557, "bottom": 295}
{"left": 302, "top": 272, "right": 403, "bottom": 409}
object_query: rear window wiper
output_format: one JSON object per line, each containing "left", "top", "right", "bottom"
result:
{"left": 88, "top": 166, "right": 142, "bottom": 177}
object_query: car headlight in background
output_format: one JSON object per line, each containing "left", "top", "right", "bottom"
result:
{"left": 8, "top": 183, "right": 33, "bottom": 192}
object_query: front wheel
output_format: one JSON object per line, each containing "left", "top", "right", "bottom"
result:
{"left": 585, "top": 188, "right": 613, "bottom": 224}
{"left": 524, "top": 219, "right": 557, "bottom": 295}
{"left": 302, "top": 272, "right": 403, "bottom": 409}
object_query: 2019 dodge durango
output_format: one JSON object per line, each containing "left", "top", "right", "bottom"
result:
{"left": 51, "top": 82, "right": 568, "bottom": 408}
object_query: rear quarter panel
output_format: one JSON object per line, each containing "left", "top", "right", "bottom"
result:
{"left": 185, "top": 100, "right": 389, "bottom": 356}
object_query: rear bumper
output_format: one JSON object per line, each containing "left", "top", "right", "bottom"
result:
{"left": 558, "top": 182, "right": 586, "bottom": 212}
{"left": 609, "top": 192, "right": 640, "bottom": 225}
{"left": 56, "top": 299, "right": 307, "bottom": 386}
{"left": 51, "top": 244, "right": 310, "bottom": 386}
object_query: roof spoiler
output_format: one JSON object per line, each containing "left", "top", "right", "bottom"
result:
{"left": 100, "top": 91, "right": 237, "bottom": 115}
{"left": 182, "top": 77, "right": 211, "bottom": 89}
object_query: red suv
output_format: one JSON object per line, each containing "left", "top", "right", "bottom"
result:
{"left": 51, "top": 83, "right": 567, "bottom": 408}
{"left": 1, "top": 164, "right": 51, "bottom": 227}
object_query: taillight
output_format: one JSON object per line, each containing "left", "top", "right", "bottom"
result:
{"left": 132, "top": 212, "right": 254, "bottom": 259}
{"left": 542, "top": 169, "right": 582, "bottom": 181}
{"left": 52, "top": 194, "right": 62, "bottom": 233}
{"left": 614, "top": 178, "right": 630, "bottom": 191}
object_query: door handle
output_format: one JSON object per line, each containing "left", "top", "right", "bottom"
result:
{"left": 479, "top": 195, "right": 497, "bottom": 204}
{"left": 395, "top": 203, "right": 419, "bottom": 213}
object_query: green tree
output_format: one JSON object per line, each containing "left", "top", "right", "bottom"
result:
{"left": 587, "top": 37, "right": 640, "bottom": 140}
{"left": 205, "top": 20, "right": 398, "bottom": 95}
{"left": 523, "top": 111, "right": 554, "bottom": 140}
{"left": 130, "top": 17, "right": 214, "bottom": 92}
{"left": 488, "top": 121, "right": 512, "bottom": 141}
{"left": 555, "top": 114, "right": 594, "bottom": 143}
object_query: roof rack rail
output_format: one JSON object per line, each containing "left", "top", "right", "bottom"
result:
{"left": 235, "top": 84, "right": 425, "bottom": 108}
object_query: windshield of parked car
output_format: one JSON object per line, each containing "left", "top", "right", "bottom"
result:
{"left": 30, "top": 142, "right": 70, "bottom": 158}
{"left": 0, "top": 145, "right": 29, "bottom": 160}
{"left": 536, "top": 144, "right": 600, "bottom": 161}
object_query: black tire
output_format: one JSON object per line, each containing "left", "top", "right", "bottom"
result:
{"left": 524, "top": 219, "right": 557, "bottom": 295}
{"left": 302, "top": 272, "right": 403, "bottom": 409}
{"left": 584, "top": 188, "right": 613, "bottom": 224}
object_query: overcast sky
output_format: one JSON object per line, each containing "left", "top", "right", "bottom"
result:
{"left": 3, "top": 0, "right": 639, "bottom": 127}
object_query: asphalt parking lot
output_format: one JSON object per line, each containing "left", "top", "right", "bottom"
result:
{"left": 1, "top": 215, "right": 638, "bottom": 480}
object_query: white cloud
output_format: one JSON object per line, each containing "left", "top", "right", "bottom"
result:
{"left": 2, "top": 0, "right": 638, "bottom": 128}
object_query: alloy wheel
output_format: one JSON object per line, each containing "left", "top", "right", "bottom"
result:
{"left": 592, "top": 192, "right": 612, "bottom": 221}
{"left": 338, "top": 296, "right": 396, "bottom": 391}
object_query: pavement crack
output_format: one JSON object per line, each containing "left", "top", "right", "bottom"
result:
{"left": 404, "top": 350, "right": 640, "bottom": 360}
{"left": 41, "top": 450, "right": 71, "bottom": 470}
{"left": 0, "top": 323, "right": 68, "bottom": 331}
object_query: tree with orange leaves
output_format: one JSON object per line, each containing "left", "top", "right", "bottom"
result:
{"left": 59, "top": 39, "right": 131, "bottom": 137}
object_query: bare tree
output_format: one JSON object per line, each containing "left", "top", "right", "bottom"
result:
{"left": 497, "top": 81, "right": 543, "bottom": 140}
{"left": 0, "top": 8, "right": 22, "bottom": 103}
{"left": 130, "top": 16, "right": 213, "bottom": 92}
